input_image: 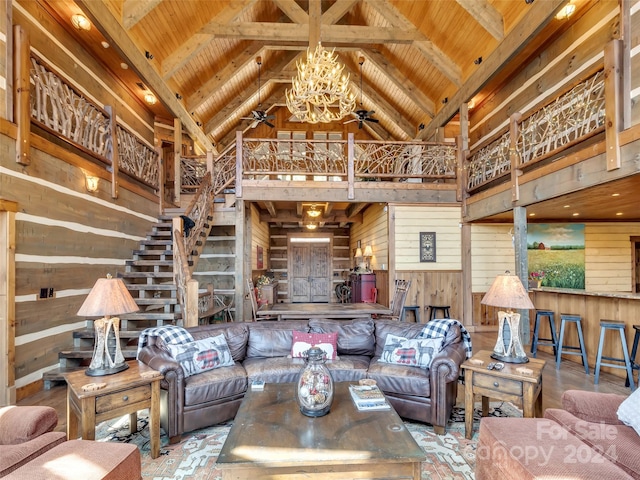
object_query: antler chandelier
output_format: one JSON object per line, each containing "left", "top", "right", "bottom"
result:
{"left": 286, "top": 43, "right": 356, "bottom": 123}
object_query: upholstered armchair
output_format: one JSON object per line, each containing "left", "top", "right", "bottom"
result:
{"left": 0, "top": 405, "right": 66, "bottom": 477}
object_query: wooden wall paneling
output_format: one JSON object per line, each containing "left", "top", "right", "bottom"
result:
{"left": 469, "top": 1, "right": 617, "bottom": 146}
{"left": 0, "top": 202, "right": 17, "bottom": 405}
{"left": 14, "top": 331, "right": 74, "bottom": 384}
{"left": 13, "top": 25, "right": 30, "bottom": 165}
{"left": 373, "top": 269, "right": 389, "bottom": 306}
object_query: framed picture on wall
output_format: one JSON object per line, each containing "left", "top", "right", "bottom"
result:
{"left": 257, "top": 245, "right": 264, "bottom": 269}
{"left": 419, "top": 232, "right": 436, "bottom": 262}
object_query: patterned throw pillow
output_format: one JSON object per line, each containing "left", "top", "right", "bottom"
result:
{"left": 291, "top": 331, "right": 338, "bottom": 360}
{"left": 378, "top": 333, "right": 442, "bottom": 369}
{"left": 167, "top": 334, "right": 234, "bottom": 377}
{"left": 617, "top": 387, "right": 640, "bottom": 436}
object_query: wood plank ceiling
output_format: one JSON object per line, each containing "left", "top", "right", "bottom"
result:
{"left": 45, "top": 0, "right": 630, "bottom": 225}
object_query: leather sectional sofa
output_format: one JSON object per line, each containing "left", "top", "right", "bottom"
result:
{"left": 138, "top": 317, "right": 467, "bottom": 443}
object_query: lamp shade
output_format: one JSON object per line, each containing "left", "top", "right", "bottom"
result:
{"left": 481, "top": 271, "right": 534, "bottom": 311}
{"left": 77, "top": 274, "right": 139, "bottom": 317}
{"left": 363, "top": 245, "right": 373, "bottom": 257}
{"left": 355, "top": 247, "right": 363, "bottom": 258}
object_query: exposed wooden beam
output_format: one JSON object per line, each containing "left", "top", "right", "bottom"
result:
{"left": 321, "top": 0, "right": 359, "bottom": 25}
{"left": 296, "top": 203, "right": 303, "bottom": 217}
{"left": 204, "top": 53, "right": 298, "bottom": 135}
{"left": 346, "top": 202, "right": 368, "bottom": 218}
{"left": 122, "top": 0, "right": 163, "bottom": 30}
{"left": 76, "top": 0, "right": 215, "bottom": 152}
{"left": 260, "top": 211, "right": 355, "bottom": 223}
{"left": 456, "top": 0, "right": 504, "bottom": 41}
{"left": 161, "top": 0, "right": 257, "bottom": 79}
{"left": 418, "top": 0, "right": 566, "bottom": 140}
{"left": 200, "top": 22, "right": 421, "bottom": 44}
{"left": 361, "top": 48, "right": 435, "bottom": 118}
{"left": 309, "top": 0, "right": 320, "bottom": 47}
{"left": 368, "top": 0, "right": 461, "bottom": 86}
{"left": 264, "top": 201, "right": 277, "bottom": 217}
{"left": 273, "top": 0, "right": 308, "bottom": 24}
{"left": 186, "top": 43, "right": 263, "bottom": 112}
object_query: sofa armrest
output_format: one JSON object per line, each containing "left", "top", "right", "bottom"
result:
{"left": 137, "top": 345, "right": 186, "bottom": 439}
{"left": 0, "top": 406, "right": 58, "bottom": 445}
{"left": 561, "top": 390, "right": 627, "bottom": 425}
{"left": 430, "top": 340, "right": 466, "bottom": 384}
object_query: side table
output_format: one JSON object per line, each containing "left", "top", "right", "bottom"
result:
{"left": 462, "top": 350, "right": 545, "bottom": 439}
{"left": 64, "top": 360, "right": 163, "bottom": 458}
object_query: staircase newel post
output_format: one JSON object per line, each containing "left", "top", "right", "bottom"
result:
{"left": 185, "top": 279, "right": 199, "bottom": 328}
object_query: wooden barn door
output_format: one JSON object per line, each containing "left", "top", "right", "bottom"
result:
{"left": 289, "top": 236, "right": 332, "bottom": 303}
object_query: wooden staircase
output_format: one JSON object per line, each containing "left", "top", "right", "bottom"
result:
{"left": 43, "top": 214, "right": 198, "bottom": 388}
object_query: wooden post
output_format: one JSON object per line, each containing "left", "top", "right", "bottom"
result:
{"left": 513, "top": 206, "right": 530, "bottom": 344}
{"left": 309, "top": 0, "right": 320, "bottom": 47}
{"left": 13, "top": 25, "right": 30, "bottom": 165}
{"left": 604, "top": 39, "right": 622, "bottom": 171}
{"left": 620, "top": 0, "right": 631, "bottom": 130}
{"left": 234, "top": 199, "right": 245, "bottom": 321}
{"left": 347, "top": 132, "right": 355, "bottom": 200}
{"left": 156, "top": 144, "right": 164, "bottom": 215}
{"left": 3, "top": 1, "right": 13, "bottom": 122}
{"left": 235, "top": 131, "right": 243, "bottom": 198}
{"left": 174, "top": 118, "right": 182, "bottom": 204}
{"left": 457, "top": 103, "right": 469, "bottom": 204}
{"left": 185, "top": 279, "right": 199, "bottom": 327}
{"left": 105, "top": 105, "right": 119, "bottom": 198}
{"left": 509, "top": 113, "right": 522, "bottom": 202}
{"left": 206, "top": 150, "right": 214, "bottom": 185}
{"left": 0, "top": 200, "right": 18, "bottom": 406}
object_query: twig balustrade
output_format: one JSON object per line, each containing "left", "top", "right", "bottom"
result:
{"left": 29, "top": 53, "right": 159, "bottom": 191}
{"left": 467, "top": 69, "right": 606, "bottom": 191}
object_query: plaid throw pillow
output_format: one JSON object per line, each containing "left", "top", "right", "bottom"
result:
{"left": 167, "top": 334, "right": 234, "bottom": 377}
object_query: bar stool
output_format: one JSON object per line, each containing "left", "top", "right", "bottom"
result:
{"left": 428, "top": 305, "right": 451, "bottom": 321}
{"left": 594, "top": 320, "right": 635, "bottom": 391}
{"left": 625, "top": 324, "right": 640, "bottom": 388}
{"left": 556, "top": 314, "right": 589, "bottom": 374}
{"left": 531, "top": 310, "right": 558, "bottom": 358}
{"left": 401, "top": 306, "right": 421, "bottom": 323}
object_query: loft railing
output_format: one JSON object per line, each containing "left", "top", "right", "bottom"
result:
{"left": 467, "top": 69, "right": 606, "bottom": 191}
{"left": 29, "top": 53, "right": 159, "bottom": 190}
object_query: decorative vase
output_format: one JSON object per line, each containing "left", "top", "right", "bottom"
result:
{"left": 296, "top": 346, "right": 334, "bottom": 417}
{"left": 537, "top": 280, "right": 542, "bottom": 288}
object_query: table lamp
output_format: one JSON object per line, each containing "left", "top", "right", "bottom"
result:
{"left": 77, "top": 274, "right": 139, "bottom": 376}
{"left": 481, "top": 271, "right": 535, "bottom": 364}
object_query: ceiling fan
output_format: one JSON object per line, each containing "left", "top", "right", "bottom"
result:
{"left": 241, "top": 57, "right": 275, "bottom": 128}
{"left": 344, "top": 57, "right": 379, "bottom": 129}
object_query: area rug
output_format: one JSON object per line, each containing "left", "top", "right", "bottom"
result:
{"left": 97, "top": 402, "right": 521, "bottom": 480}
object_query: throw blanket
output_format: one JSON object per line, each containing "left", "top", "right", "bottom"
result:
{"left": 418, "top": 319, "right": 473, "bottom": 359}
{"left": 137, "top": 325, "right": 194, "bottom": 358}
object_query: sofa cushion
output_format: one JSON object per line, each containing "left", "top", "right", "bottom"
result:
{"left": 167, "top": 335, "right": 234, "bottom": 377}
{"left": 367, "top": 356, "right": 431, "bottom": 397}
{"left": 309, "top": 318, "right": 375, "bottom": 356}
{"left": 246, "top": 321, "right": 309, "bottom": 358}
{"left": 476, "top": 417, "right": 634, "bottom": 480}
{"left": 183, "top": 362, "right": 247, "bottom": 406}
{"left": 243, "top": 357, "right": 305, "bottom": 383}
{"left": 0, "top": 431, "right": 66, "bottom": 477}
{"left": 324, "top": 355, "right": 370, "bottom": 383}
{"left": 378, "top": 334, "right": 441, "bottom": 369}
{"left": 291, "top": 331, "right": 338, "bottom": 360}
{"left": 561, "top": 390, "right": 626, "bottom": 425}
{"left": 188, "top": 323, "right": 249, "bottom": 362}
{"left": 545, "top": 407, "right": 640, "bottom": 479}
{"left": 0, "top": 406, "right": 58, "bottom": 445}
{"left": 373, "top": 320, "right": 426, "bottom": 357}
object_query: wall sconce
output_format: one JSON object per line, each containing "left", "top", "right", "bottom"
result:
{"left": 71, "top": 14, "right": 91, "bottom": 31}
{"left": 85, "top": 175, "right": 99, "bottom": 193}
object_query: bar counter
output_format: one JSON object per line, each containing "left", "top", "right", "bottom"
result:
{"left": 530, "top": 287, "right": 640, "bottom": 381}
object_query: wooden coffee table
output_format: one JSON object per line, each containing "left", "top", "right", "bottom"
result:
{"left": 217, "top": 382, "right": 425, "bottom": 479}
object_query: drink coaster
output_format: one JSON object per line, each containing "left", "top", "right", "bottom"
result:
{"left": 82, "top": 382, "right": 107, "bottom": 392}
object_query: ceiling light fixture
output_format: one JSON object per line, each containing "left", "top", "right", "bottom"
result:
{"left": 144, "top": 92, "right": 157, "bottom": 105}
{"left": 71, "top": 14, "right": 91, "bottom": 31}
{"left": 306, "top": 223, "right": 317, "bottom": 230}
{"left": 556, "top": 3, "right": 576, "bottom": 20}
{"left": 307, "top": 205, "right": 322, "bottom": 218}
{"left": 285, "top": 43, "right": 355, "bottom": 124}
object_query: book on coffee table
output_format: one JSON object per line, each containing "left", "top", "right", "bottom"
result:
{"left": 349, "top": 384, "right": 390, "bottom": 411}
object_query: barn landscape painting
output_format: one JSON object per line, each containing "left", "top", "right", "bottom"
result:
{"left": 527, "top": 224, "right": 585, "bottom": 289}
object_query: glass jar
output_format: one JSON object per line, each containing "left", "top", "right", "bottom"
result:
{"left": 296, "top": 346, "right": 334, "bottom": 417}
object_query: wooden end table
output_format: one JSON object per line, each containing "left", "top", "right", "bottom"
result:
{"left": 64, "top": 360, "right": 163, "bottom": 458}
{"left": 462, "top": 350, "right": 545, "bottom": 439}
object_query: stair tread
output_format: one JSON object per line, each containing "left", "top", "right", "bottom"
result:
{"left": 73, "top": 329, "right": 145, "bottom": 339}
{"left": 126, "top": 284, "right": 176, "bottom": 290}
{"left": 119, "top": 272, "right": 174, "bottom": 278}
{"left": 59, "top": 347, "right": 139, "bottom": 358}
{"left": 126, "top": 260, "right": 173, "bottom": 266}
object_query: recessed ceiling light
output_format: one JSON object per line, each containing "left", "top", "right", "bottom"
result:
{"left": 616, "top": 212, "right": 623, "bottom": 216}
{"left": 612, "top": 193, "right": 620, "bottom": 197}
{"left": 120, "top": 63, "right": 128, "bottom": 69}
{"left": 529, "top": 213, "right": 536, "bottom": 217}
{"left": 572, "top": 212, "right": 580, "bottom": 216}
{"left": 101, "top": 41, "right": 109, "bottom": 49}
{"left": 556, "top": 4, "right": 576, "bottom": 20}
{"left": 563, "top": 205, "right": 570, "bottom": 208}
{"left": 144, "top": 93, "right": 157, "bottom": 105}
{"left": 71, "top": 14, "right": 91, "bottom": 31}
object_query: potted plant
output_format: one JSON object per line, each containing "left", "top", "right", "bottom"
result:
{"left": 530, "top": 270, "right": 545, "bottom": 288}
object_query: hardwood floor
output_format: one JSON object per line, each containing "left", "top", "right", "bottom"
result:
{"left": 17, "top": 332, "right": 634, "bottom": 434}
